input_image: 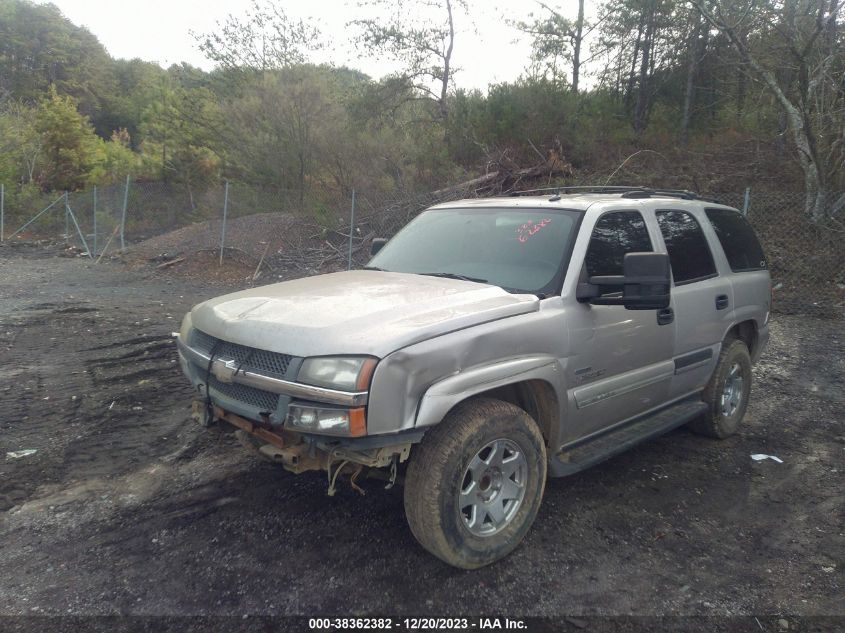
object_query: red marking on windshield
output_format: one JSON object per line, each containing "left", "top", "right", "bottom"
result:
{"left": 517, "top": 219, "right": 552, "bottom": 243}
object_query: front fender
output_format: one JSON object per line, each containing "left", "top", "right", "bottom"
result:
{"left": 415, "top": 356, "right": 563, "bottom": 429}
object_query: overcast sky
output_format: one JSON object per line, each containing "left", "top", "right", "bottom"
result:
{"left": 34, "top": 0, "right": 593, "bottom": 92}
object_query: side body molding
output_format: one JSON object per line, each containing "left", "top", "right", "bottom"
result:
{"left": 414, "top": 356, "right": 563, "bottom": 429}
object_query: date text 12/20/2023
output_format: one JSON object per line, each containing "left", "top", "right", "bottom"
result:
{"left": 308, "top": 617, "right": 528, "bottom": 630}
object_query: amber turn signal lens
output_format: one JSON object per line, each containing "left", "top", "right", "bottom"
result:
{"left": 349, "top": 408, "right": 367, "bottom": 436}
{"left": 356, "top": 358, "right": 378, "bottom": 391}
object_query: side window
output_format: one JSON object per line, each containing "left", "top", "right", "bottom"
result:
{"left": 705, "top": 208, "right": 768, "bottom": 272}
{"left": 656, "top": 210, "right": 717, "bottom": 284}
{"left": 585, "top": 211, "right": 653, "bottom": 294}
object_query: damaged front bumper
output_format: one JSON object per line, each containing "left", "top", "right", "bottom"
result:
{"left": 178, "top": 330, "right": 422, "bottom": 489}
{"left": 195, "top": 401, "right": 421, "bottom": 491}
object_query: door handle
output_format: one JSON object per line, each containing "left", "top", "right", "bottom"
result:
{"left": 715, "top": 294, "right": 729, "bottom": 310}
{"left": 657, "top": 308, "right": 674, "bottom": 325}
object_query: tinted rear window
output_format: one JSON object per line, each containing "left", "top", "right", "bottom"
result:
{"left": 705, "top": 208, "right": 768, "bottom": 272}
{"left": 656, "top": 210, "right": 717, "bottom": 284}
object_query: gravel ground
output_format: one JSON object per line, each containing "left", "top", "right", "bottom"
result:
{"left": 0, "top": 244, "right": 843, "bottom": 628}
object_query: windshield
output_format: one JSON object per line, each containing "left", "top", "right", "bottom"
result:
{"left": 367, "top": 207, "right": 581, "bottom": 295}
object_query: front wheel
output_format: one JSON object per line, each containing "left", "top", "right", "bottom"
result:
{"left": 403, "top": 398, "right": 547, "bottom": 569}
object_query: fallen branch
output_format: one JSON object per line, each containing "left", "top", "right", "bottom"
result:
{"left": 156, "top": 257, "right": 185, "bottom": 269}
{"left": 95, "top": 225, "right": 121, "bottom": 264}
{"left": 604, "top": 150, "right": 669, "bottom": 185}
{"left": 196, "top": 246, "right": 257, "bottom": 262}
{"left": 253, "top": 241, "right": 272, "bottom": 281}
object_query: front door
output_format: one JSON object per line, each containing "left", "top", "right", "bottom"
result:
{"left": 565, "top": 210, "right": 676, "bottom": 442}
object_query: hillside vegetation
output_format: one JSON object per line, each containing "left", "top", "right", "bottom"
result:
{"left": 0, "top": 0, "right": 843, "bottom": 221}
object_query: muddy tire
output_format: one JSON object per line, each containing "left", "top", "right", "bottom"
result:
{"left": 689, "top": 338, "right": 752, "bottom": 439}
{"left": 404, "top": 397, "right": 547, "bottom": 569}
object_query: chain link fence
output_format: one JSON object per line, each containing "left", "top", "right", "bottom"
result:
{"left": 711, "top": 190, "right": 845, "bottom": 315}
{"left": 1, "top": 179, "right": 843, "bottom": 315}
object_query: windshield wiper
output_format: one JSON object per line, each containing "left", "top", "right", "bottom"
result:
{"left": 419, "top": 272, "right": 489, "bottom": 284}
{"left": 362, "top": 266, "right": 386, "bottom": 271}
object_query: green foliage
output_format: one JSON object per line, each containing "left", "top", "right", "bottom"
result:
{"left": 0, "top": 101, "right": 41, "bottom": 186}
{"left": 195, "top": 0, "right": 323, "bottom": 72}
{"left": 445, "top": 79, "right": 631, "bottom": 170}
{"left": 138, "top": 71, "right": 223, "bottom": 188}
{"left": 35, "top": 87, "right": 101, "bottom": 191}
{"left": 350, "top": 0, "right": 467, "bottom": 121}
{"left": 512, "top": 9, "right": 575, "bottom": 86}
{"left": 99, "top": 58, "right": 170, "bottom": 146}
{"left": 0, "top": 0, "right": 840, "bottom": 225}
{"left": 217, "top": 67, "right": 336, "bottom": 194}
{"left": 0, "top": 0, "right": 116, "bottom": 130}
{"left": 89, "top": 129, "right": 140, "bottom": 185}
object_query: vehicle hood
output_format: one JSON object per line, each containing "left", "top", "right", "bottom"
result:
{"left": 190, "top": 270, "right": 539, "bottom": 358}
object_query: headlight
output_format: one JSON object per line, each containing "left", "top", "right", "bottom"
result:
{"left": 179, "top": 312, "right": 193, "bottom": 341}
{"left": 287, "top": 405, "right": 367, "bottom": 436}
{"left": 297, "top": 356, "right": 377, "bottom": 392}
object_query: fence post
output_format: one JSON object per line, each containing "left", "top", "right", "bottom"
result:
{"left": 742, "top": 187, "right": 751, "bottom": 216}
{"left": 64, "top": 192, "right": 69, "bottom": 242}
{"left": 92, "top": 185, "right": 98, "bottom": 257}
{"left": 120, "top": 175, "right": 130, "bottom": 251}
{"left": 1, "top": 183, "right": 4, "bottom": 243}
{"left": 348, "top": 189, "right": 356, "bottom": 270}
{"left": 220, "top": 180, "right": 229, "bottom": 266}
{"left": 65, "top": 195, "right": 93, "bottom": 259}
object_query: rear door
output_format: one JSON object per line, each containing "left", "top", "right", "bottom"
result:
{"left": 653, "top": 208, "right": 732, "bottom": 397}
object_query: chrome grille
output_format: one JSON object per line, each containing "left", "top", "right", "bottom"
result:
{"left": 207, "top": 375, "right": 280, "bottom": 413}
{"left": 190, "top": 329, "right": 294, "bottom": 378}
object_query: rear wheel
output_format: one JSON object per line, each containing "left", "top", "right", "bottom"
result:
{"left": 689, "top": 338, "right": 752, "bottom": 438}
{"left": 404, "top": 398, "right": 547, "bottom": 569}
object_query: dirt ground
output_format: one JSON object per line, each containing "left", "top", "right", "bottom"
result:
{"left": 0, "top": 243, "right": 843, "bottom": 625}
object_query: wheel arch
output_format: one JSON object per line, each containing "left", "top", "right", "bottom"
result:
{"left": 725, "top": 319, "right": 759, "bottom": 357}
{"left": 475, "top": 380, "right": 560, "bottom": 446}
{"left": 414, "top": 357, "right": 563, "bottom": 448}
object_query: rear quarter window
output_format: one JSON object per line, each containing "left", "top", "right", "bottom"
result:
{"left": 705, "top": 208, "right": 768, "bottom": 272}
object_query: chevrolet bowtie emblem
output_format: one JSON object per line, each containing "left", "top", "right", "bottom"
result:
{"left": 211, "top": 358, "right": 238, "bottom": 383}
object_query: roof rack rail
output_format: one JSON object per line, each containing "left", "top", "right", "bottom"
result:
{"left": 505, "top": 186, "right": 719, "bottom": 203}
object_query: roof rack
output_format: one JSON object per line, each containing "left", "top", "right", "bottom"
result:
{"left": 505, "top": 186, "right": 719, "bottom": 203}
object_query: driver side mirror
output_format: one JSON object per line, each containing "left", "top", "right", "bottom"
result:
{"left": 576, "top": 252, "right": 671, "bottom": 310}
{"left": 370, "top": 238, "right": 387, "bottom": 256}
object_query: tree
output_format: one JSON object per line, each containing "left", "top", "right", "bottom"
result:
{"left": 573, "top": 0, "right": 586, "bottom": 92}
{"left": 680, "top": 5, "right": 708, "bottom": 144}
{"left": 35, "top": 87, "right": 101, "bottom": 190}
{"left": 100, "top": 58, "right": 170, "bottom": 147}
{"left": 513, "top": 1, "right": 587, "bottom": 92}
{"left": 139, "top": 74, "right": 222, "bottom": 195}
{"left": 89, "top": 128, "right": 140, "bottom": 185}
{"left": 691, "top": 0, "right": 844, "bottom": 218}
{"left": 0, "top": 0, "right": 117, "bottom": 133}
{"left": 195, "top": 0, "right": 322, "bottom": 73}
{"left": 596, "top": 0, "right": 683, "bottom": 131}
{"left": 0, "top": 101, "right": 41, "bottom": 185}
{"left": 632, "top": 0, "right": 657, "bottom": 132}
{"left": 218, "top": 66, "right": 342, "bottom": 202}
{"left": 351, "top": 0, "right": 465, "bottom": 121}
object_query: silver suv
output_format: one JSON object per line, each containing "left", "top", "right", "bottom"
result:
{"left": 176, "top": 187, "right": 771, "bottom": 568}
